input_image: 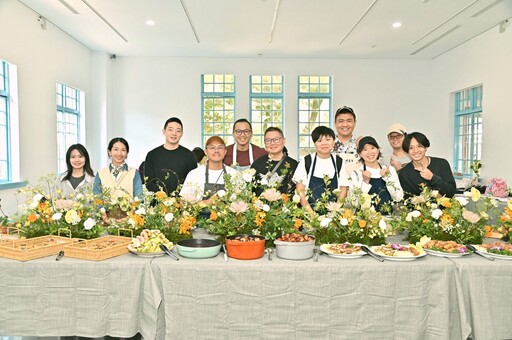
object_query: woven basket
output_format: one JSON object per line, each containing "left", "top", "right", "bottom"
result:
{"left": 63, "top": 235, "right": 133, "bottom": 261}
{"left": 0, "top": 235, "right": 74, "bottom": 261}
{"left": 0, "top": 226, "right": 20, "bottom": 241}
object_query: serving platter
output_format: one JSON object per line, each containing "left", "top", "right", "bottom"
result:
{"left": 424, "top": 249, "right": 471, "bottom": 258}
{"left": 482, "top": 252, "right": 512, "bottom": 260}
{"left": 320, "top": 243, "right": 366, "bottom": 259}
{"left": 370, "top": 244, "right": 426, "bottom": 262}
{"left": 127, "top": 244, "right": 166, "bottom": 257}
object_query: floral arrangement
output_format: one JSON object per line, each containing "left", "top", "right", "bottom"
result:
{"left": 495, "top": 200, "right": 512, "bottom": 241}
{"left": 485, "top": 177, "right": 508, "bottom": 198}
{"left": 397, "top": 186, "right": 498, "bottom": 244}
{"left": 470, "top": 160, "right": 482, "bottom": 176}
{"left": 203, "top": 168, "right": 310, "bottom": 245}
{"left": 313, "top": 187, "right": 392, "bottom": 246}
{"left": 14, "top": 174, "right": 103, "bottom": 239}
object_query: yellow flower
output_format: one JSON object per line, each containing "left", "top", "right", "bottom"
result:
{"left": 471, "top": 187, "right": 481, "bottom": 202}
{"left": 358, "top": 220, "right": 367, "bottom": 228}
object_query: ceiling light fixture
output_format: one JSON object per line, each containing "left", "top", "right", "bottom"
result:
{"left": 499, "top": 19, "right": 510, "bottom": 33}
{"left": 392, "top": 22, "right": 402, "bottom": 28}
{"left": 145, "top": 20, "right": 155, "bottom": 26}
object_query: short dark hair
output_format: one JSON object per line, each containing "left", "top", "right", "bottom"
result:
{"left": 402, "top": 132, "right": 430, "bottom": 153}
{"left": 164, "top": 117, "right": 183, "bottom": 129}
{"left": 108, "top": 137, "right": 129, "bottom": 153}
{"left": 232, "top": 118, "right": 252, "bottom": 131}
{"left": 192, "top": 147, "right": 205, "bottom": 163}
{"left": 311, "top": 126, "right": 335, "bottom": 143}
{"left": 264, "top": 126, "right": 284, "bottom": 137}
{"left": 334, "top": 106, "right": 356, "bottom": 121}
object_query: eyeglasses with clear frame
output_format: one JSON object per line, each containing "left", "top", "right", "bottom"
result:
{"left": 234, "top": 129, "right": 252, "bottom": 136}
{"left": 206, "top": 145, "right": 226, "bottom": 151}
{"left": 264, "top": 137, "right": 283, "bottom": 144}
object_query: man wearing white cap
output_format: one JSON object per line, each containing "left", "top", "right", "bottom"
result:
{"left": 387, "top": 123, "right": 410, "bottom": 172}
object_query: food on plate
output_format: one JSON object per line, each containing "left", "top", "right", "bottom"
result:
{"left": 372, "top": 243, "right": 424, "bottom": 257}
{"left": 128, "top": 229, "right": 173, "bottom": 253}
{"left": 323, "top": 243, "right": 363, "bottom": 255}
{"left": 479, "top": 242, "right": 512, "bottom": 256}
{"left": 276, "top": 233, "right": 314, "bottom": 242}
{"left": 422, "top": 240, "right": 469, "bottom": 254}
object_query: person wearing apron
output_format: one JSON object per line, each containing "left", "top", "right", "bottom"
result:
{"left": 223, "top": 118, "right": 267, "bottom": 171}
{"left": 293, "top": 126, "right": 347, "bottom": 213}
{"left": 180, "top": 136, "right": 237, "bottom": 204}
{"left": 332, "top": 106, "right": 361, "bottom": 174}
{"left": 344, "top": 136, "right": 404, "bottom": 213}
{"left": 251, "top": 126, "right": 298, "bottom": 196}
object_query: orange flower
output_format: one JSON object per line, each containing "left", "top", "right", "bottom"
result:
{"left": 440, "top": 214, "right": 454, "bottom": 225}
{"left": 358, "top": 220, "right": 367, "bottom": 228}
{"left": 210, "top": 210, "right": 218, "bottom": 221}
{"left": 255, "top": 211, "right": 266, "bottom": 227}
{"left": 179, "top": 216, "right": 196, "bottom": 234}
{"left": 294, "top": 219, "right": 303, "bottom": 229}
{"left": 441, "top": 201, "right": 452, "bottom": 208}
{"left": 27, "top": 214, "right": 38, "bottom": 223}
{"left": 485, "top": 225, "right": 492, "bottom": 237}
{"left": 281, "top": 193, "right": 289, "bottom": 202}
{"left": 155, "top": 191, "right": 167, "bottom": 200}
{"left": 94, "top": 198, "right": 104, "bottom": 206}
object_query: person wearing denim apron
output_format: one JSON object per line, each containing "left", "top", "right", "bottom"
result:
{"left": 293, "top": 126, "right": 348, "bottom": 212}
{"left": 345, "top": 136, "right": 404, "bottom": 213}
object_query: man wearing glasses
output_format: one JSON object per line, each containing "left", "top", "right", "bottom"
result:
{"left": 332, "top": 106, "right": 361, "bottom": 174}
{"left": 251, "top": 126, "right": 298, "bottom": 196}
{"left": 224, "top": 118, "right": 266, "bottom": 171}
{"left": 180, "top": 136, "right": 237, "bottom": 204}
{"left": 386, "top": 123, "right": 410, "bottom": 172}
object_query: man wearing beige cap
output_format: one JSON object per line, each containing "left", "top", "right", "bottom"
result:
{"left": 387, "top": 123, "right": 410, "bottom": 172}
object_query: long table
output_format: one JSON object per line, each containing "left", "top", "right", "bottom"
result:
{"left": 0, "top": 249, "right": 511, "bottom": 339}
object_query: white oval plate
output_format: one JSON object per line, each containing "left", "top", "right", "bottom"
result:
{"left": 320, "top": 243, "right": 366, "bottom": 259}
{"left": 370, "top": 246, "right": 426, "bottom": 261}
{"left": 127, "top": 244, "right": 167, "bottom": 257}
{"left": 425, "top": 249, "right": 471, "bottom": 258}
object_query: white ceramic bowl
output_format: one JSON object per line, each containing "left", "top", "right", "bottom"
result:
{"left": 274, "top": 237, "right": 315, "bottom": 260}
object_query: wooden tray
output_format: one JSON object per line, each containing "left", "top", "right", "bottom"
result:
{"left": 0, "top": 235, "right": 74, "bottom": 261}
{"left": 63, "top": 236, "right": 133, "bottom": 261}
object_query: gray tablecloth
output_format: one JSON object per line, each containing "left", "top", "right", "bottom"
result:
{"left": 151, "top": 254, "right": 470, "bottom": 340}
{"left": 2, "top": 247, "right": 512, "bottom": 339}
{"left": 0, "top": 254, "right": 160, "bottom": 339}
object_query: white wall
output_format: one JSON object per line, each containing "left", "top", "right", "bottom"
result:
{"left": 431, "top": 26, "right": 512, "bottom": 185}
{"left": 110, "top": 57, "right": 434, "bottom": 168}
{"left": 0, "top": 0, "right": 92, "bottom": 214}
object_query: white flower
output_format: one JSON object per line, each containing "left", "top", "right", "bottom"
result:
{"left": 292, "top": 194, "right": 301, "bottom": 204}
{"left": 431, "top": 209, "right": 443, "bottom": 219}
{"left": 260, "top": 177, "right": 269, "bottom": 186}
{"left": 262, "top": 204, "right": 270, "bottom": 212}
{"left": 229, "top": 201, "right": 249, "bottom": 214}
{"left": 33, "top": 193, "right": 44, "bottom": 202}
{"left": 135, "top": 207, "right": 146, "bottom": 215}
{"left": 100, "top": 207, "right": 106, "bottom": 214}
{"left": 128, "top": 218, "right": 136, "bottom": 227}
{"left": 83, "top": 218, "right": 96, "bottom": 230}
{"left": 282, "top": 206, "right": 290, "bottom": 214}
{"left": 217, "top": 189, "right": 226, "bottom": 198}
{"left": 455, "top": 196, "right": 468, "bottom": 206}
{"left": 411, "top": 210, "right": 421, "bottom": 218}
{"left": 29, "top": 201, "right": 39, "bottom": 209}
{"left": 75, "top": 193, "right": 84, "bottom": 200}
{"left": 320, "top": 217, "right": 332, "bottom": 227}
{"left": 52, "top": 213, "right": 62, "bottom": 221}
{"left": 164, "top": 213, "right": 174, "bottom": 222}
{"left": 65, "top": 210, "right": 81, "bottom": 225}
{"left": 339, "top": 218, "right": 349, "bottom": 226}
{"left": 379, "top": 219, "right": 387, "bottom": 230}
{"left": 242, "top": 172, "right": 253, "bottom": 183}
{"left": 229, "top": 194, "right": 237, "bottom": 201}
{"left": 262, "top": 188, "right": 281, "bottom": 202}
{"left": 431, "top": 203, "right": 438, "bottom": 209}
{"left": 431, "top": 190, "right": 439, "bottom": 197}
{"left": 326, "top": 202, "right": 342, "bottom": 212}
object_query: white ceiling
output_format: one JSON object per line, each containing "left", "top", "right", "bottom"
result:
{"left": 18, "top": 0, "right": 512, "bottom": 59}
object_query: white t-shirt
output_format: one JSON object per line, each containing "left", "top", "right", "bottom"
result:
{"left": 292, "top": 154, "right": 347, "bottom": 189}
{"left": 180, "top": 165, "right": 237, "bottom": 202}
{"left": 344, "top": 163, "right": 404, "bottom": 202}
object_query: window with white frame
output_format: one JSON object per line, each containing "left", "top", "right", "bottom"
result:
{"left": 0, "top": 61, "right": 10, "bottom": 183}
{"left": 297, "top": 75, "right": 332, "bottom": 159}
{"left": 0, "top": 60, "right": 20, "bottom": 186}
{"left": 453, "top": 85, "right": 483, "bottom": 177}
{"left": 56, "top": 83, "right": 83, "bottom": 173}
{"left": 201, "top": 74, "right": 235, "bottom": 146}
{"left": 250, "top": 75, "right": 284, "bottom": 147}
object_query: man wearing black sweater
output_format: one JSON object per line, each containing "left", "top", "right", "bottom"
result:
{"left": 144, "top": 117, "right": 197, "bottom": 195}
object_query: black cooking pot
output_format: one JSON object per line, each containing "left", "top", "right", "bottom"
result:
{"left": 176, "top": 238, "right": 221, "bottom": 258}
